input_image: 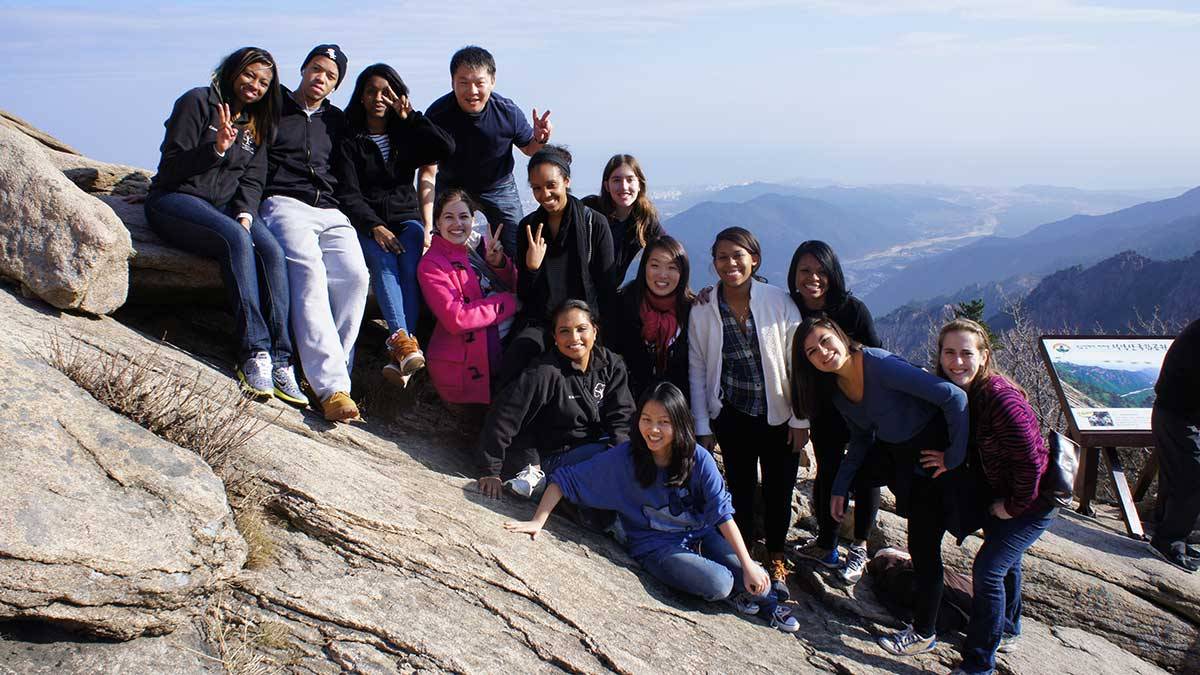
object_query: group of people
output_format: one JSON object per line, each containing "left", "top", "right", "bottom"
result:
{"left": 148, "top": 42, "right": 1081, "bottom": 674}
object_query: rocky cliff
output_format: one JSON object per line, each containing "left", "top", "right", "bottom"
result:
{"left": 1, "top": 111, "right": 1197, "bottom": 674}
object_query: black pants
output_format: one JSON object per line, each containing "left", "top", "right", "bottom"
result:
{"left": 812, "top": 415, "right": 882, "bottom": 549}
{"left": 1151, "top": 405, "right": 1200, "bottom": 548}
{"left": 714, "top": 406, "right": 800, "bottom": 553}
{"left": 908, "top": 474, "right": 951, "bottom": 637}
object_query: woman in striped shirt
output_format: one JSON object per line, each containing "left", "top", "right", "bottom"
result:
{"left": 937, "top": 318, "right": 1055, "bottom": 675}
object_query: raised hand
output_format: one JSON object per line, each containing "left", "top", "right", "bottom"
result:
{"left": 525, "top": 223, "right": 547, "bottom": 271}
{"left": 531, "top": 108, "right": 552, "bottom": 144}
{"left": 214, "top": 103, "right": 238, "bottom": 154}
{"left": 382, "top": 88, "right": 411, "bottom": 120}
{"left": 485, "top": 220, "right": 506, "bottom": 267}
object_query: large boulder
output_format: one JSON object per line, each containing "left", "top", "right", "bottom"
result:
{"left": 0, "top": 124, "right": 132, "bottom": 314}
{"left": 0, "top": 306, "right": 246, "bottom": 639}
{"left": 101, "top": 195, "right": 223, "bottom": 303}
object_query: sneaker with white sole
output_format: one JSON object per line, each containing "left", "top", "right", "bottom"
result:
{"left": 237, "top": 351, "right": 273, "bottom": 397}
{"left": 996, "top": 633, "right": 1019, "bottom": 653}
{"left": 877, "top": 625, "right": 937, "bottom": 656}
{"left": 767, "top": 604, "right": 800, "bottom": 633}
{"left": 272, "top": 364, "right": 307, "bottom": 406}
{"left": 504, "top": 464, "right": 545, "bottom": 499}
{"left": 838, "top": 544, "right": 868, "bottom": 584}
{"left": 726, "top": 592, "right": 760, "bottom": 616}
{"left": 795, "top": 541, "right": 841, "bottom": 569}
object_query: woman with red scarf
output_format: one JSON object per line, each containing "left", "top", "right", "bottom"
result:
{"left": 607, "top": 236, "right": 693, "bottom": 402}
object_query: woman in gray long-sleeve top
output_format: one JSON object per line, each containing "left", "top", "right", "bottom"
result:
{"left": 792, "top": 315, "right": 967, "bottom": 661}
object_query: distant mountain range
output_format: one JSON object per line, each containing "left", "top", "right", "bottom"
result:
{"left": 1054, "top": 362, "right": 1159, "bottom": 409}
{"left": 874, "top": 249, "right": 1200, "bottom": 361}
{"left": 862, "top": 187, "right": 1200, "bottom": 314}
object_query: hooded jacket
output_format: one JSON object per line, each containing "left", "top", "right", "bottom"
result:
{"left": 148, "top": 86, "right": 267, "bottom": 216}
{"left": 477, "top": 346, "right": 634, "bottom": 477}
{"left": 336, "top": 112, "right": 455, "bottom": 234}
{"left": 263, "top": 87, "right": 346, "bottom": 209}
{"left": 418, "top": 234, "right": 518, "bottom": 404}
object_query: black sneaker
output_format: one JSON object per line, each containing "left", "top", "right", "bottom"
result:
{"left": 1147, "top": 540, "right": 1200, "bottom": 572}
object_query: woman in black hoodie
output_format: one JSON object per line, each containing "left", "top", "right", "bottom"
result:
{"left": 495, "top": 146, "right": 617, "bottom": 386}
{"left": 144, "top": 47, "right": 303, "bottom": 405}
{"left": 337, "top": 63, "right": 456, "bottom": 385}
{"left": 477, "top": 299, "right": 634, "bottom": 499}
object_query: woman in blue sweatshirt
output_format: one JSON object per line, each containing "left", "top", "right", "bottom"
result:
{"left": 504, "top": 382, "right": 801, "bottom": 633}
{"left": 792, "top": 315, "right": 968, "bottom": 658}
{"left": 145, "top": 47, "right": 303, "bottom": 405}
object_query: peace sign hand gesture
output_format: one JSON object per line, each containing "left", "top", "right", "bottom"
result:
{"left": 382, "top": 88, "right": 411, "bottom": 120}
{"left": 484, "top": 220, "right": 507, "bottom": 268}
{"left": 525, "top": 223, "right": 547, "bottom": 271}
{"left": 531, "top": 108, "right": 552, "bottom": 144}
{"left": 214, "top": 103, "right": 238, "bottom": 154}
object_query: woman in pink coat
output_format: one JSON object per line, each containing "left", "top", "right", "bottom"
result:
{"left": 418, "top": 189, "right": 519, "bottom": 406}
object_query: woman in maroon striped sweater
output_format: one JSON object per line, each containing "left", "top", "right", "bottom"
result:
{"left": 936, "top": 318, "right": 1055, "bottom": 675}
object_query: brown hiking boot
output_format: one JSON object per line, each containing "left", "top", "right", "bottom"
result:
{"left": 385, "top": 329, "right": 425, "bottom": 383}
{"left": 321, "top": 391, "right": 360, "bottom": 422}
{"left": 768, "top": 554, "right": 791, "bottom": 601}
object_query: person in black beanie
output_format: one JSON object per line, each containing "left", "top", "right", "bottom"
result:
{"left": 259, "top": 43, "right": 371, "bottom": 423}
{"left": 1148, "top": 318, "right": 1200, "bottom": 572}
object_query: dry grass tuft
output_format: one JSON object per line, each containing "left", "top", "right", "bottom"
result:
{"left": 35, "top": 332, "right": 270, "bottom": 472}
{"left": 199, "top": 593, "right": 285, "bottom": 675}
{"left": 229, "top": 483, "right": 278, "bottom": 570}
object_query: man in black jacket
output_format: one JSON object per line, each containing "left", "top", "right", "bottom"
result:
{"left": 1149, "top": 318, "right": 1200, "bottom": 572}
{"left": 260, "top": 44, "right": 369, "bottom": 422}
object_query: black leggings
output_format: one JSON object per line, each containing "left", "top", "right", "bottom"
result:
{"left": 875, "top": 415, "right": 953, "bottom": 638}
{"left": 812, "top": 415, "right": 881, "bottom": 548}
{"left": 715, "top": 406, "right": 800, "bottom": 553}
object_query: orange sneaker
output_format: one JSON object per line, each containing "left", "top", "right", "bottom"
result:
{"left": 385, "top": 329, "right": 425, "bottom": 375}
{"left": 321, "top": 391, "right": 360, "bottom": 422}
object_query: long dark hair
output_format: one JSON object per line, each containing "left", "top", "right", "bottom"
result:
{"left": 345, "top": 63, "right": 411, "bottom": 132}
{"left": 631, "top": 382, "right": 697, "bottom": 488}
{"left": 787, "top": 240, "right": 849, "bottom": 312}
{"left": 790, "top": 315, "right": 861, "bottom": 419}
{"left": 711, "top": 226, "right": 767, "bottom": 282}
{"left": 596, "top": 154, "right": 662, "bottom": 248}
{"left": 624, "top": 235, "right": 694, "bottom": 318}
{"left": 212, "top": 47, "right": 280, "bottom": 145}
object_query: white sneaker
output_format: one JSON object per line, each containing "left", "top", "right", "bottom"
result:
{"left": 878, "top": 625, "right": 937, "bottom": 655}
{"left": 838, "top": 544, "right": 869, "bottom": 584}
{"left": 505, "top": 465, "right": 545, "bottom": 499}
{"left": 237, "top": 351, "right": 273, "bottom": 396}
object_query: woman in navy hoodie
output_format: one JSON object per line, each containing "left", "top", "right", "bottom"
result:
{"left": 337, "top": 63, "right": 455, "bottom": 386}
{"left": 504, "top": 382, "right": 800, "bottom": 633}
{"left": 792, "top": 315, "right": 968, "bottom": 659}
{"left": 145, "top": 47, "right": 304, "bottom": 405}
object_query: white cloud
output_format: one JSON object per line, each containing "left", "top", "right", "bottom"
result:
{"left": 825, "top": 31, "right": 1094, "bottom": 54}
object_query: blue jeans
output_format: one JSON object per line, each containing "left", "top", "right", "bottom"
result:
{"left": 359, "top": 221, "right": 425, "bottom": 335}
{"left": 960, "top": 504, "right": 1057, "bottom": 673}
{"left": 440, "top": 175, "right": 523, "bottom": 258}
{"left": 640, "top": 528, "right": 778, "bottom": 611}
{"left": 145, "top": 192, "right": 292, "bottom": 364}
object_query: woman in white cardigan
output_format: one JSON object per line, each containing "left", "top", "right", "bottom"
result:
{"left": 689, "top": 226, "right": 808, "bottom": 600}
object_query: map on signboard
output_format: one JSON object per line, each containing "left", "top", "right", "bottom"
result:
{"left": 1040, "top": 337, "right": 1173, "bottom": 432}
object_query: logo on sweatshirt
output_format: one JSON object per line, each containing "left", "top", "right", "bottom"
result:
{"left": 592, "top": 382, "right": 606, "bottom": 400}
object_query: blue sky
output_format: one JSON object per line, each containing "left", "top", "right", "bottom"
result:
{"left": 2, "top": 0, "right": 1198, "bottom": 190}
